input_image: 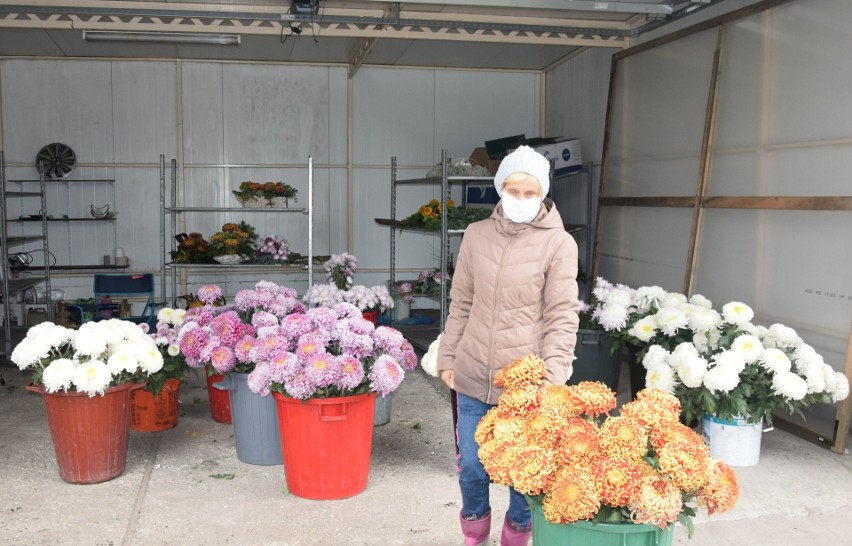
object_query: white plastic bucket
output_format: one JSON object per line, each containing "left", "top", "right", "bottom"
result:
{"left": 702, "top": 414, "right": 764, "bottom": 467}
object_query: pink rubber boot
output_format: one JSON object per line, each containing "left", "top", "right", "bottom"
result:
{"left": 459, "top": 510, "right": 491, "bottom": 546}
{"left": 500, "top": 516, "right": 531, "bottom": 546}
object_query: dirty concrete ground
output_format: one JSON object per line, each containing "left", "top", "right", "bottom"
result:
{"left": 0, "top": 360, "right": 851, "bottom": 545}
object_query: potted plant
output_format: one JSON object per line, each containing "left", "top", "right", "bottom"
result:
{"left": 177, "top": 281, "right": 307, "bottom": 465}
{"left": 209, "top": 221, "right": 258, "bottom": 265}
{"left": 245, "top": 301, "right": 418, "bottom": 499}
{"left": 11, "top": 320, "right": 164, "bottom": 483}
{"left": 310, "top": 253, "right": 395, "bottom": 323}
{"left": 477, "top": 354, "right": 740, "bottom": 544}
{"left": 170, "top": 232, "right": 213, "bottom": 264}
{"left": 130, "top": 307, "right": 191, "bottom": 432}
{"left": 232, "top": 180, "right": 298, "bottom": 208}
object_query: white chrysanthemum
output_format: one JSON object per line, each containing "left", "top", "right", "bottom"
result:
{"left": 703, "top": 364, "right": 741, "bottom": 393}
{"left": 688, "top": 293, "right": 713, "bottom": 309}
{"left": 137, "top": 345, "right": 165, "bottom": 375}
{"left": 687, "top": 307, "right": 721, "bottom": 333}
{"left": 759, "top": 348, "right": 791, "bottom": 375}
{"left": 157, "top": 307, "right": 176, "bottom": 325}
{"left": 26, "top": 322, "right": 73, "bottom": 349}
{"left": 117, "top": 319, "right": 147, "bottom": 342}
{"left": 822, "top": 364, "right": 838, "bottom": 393}
{"left": 420, "top": 335, "right": 441, "bottom": 378}
{"left": 830, "top": 372, "right": 849, "bottom": 403}
{"left": 654, "top": 306, "right": 688, "bottom": 336}
{"left": 94, "top": 319, "right": 127, "bottom": 347}
{"left": 660, "top": 292, "right": 687, "bottom": 309}
{"left": 41, "top": 358, "right": 77, "bottom": 393}
{"left": 707, "top": 330, "right": 722, "bottom": 351}
{"left": 599, "top": 304, "right": 629, "bottom": 331}
{"left": 604, "top": 286, "right": 634, "bottom": 308}
{"left": 793, "top": 344, "right": 824, "bottom": 370}
{"left": 107, "top": 350, "right": 139, "bottom": 375}
{"left": 721, "top": 301, "right": 754, "bottom": 325}
{"left": 772, "top": 371, "right": 808, "bottom": 401}
{"left": 669, "top": 342, "right": 700, "bottom": 371}
{"left": 802, "top": 362, "right": 826, "bottom": 394}
{"left": 10, "top": 338, "right": 50, "bottom": 370}
{"left": 74, "top": 323, "right": 109, "bottom": 357}
{"left": 645, "top": 363, "right": 676, "bottom": 394}
{"left": 642, "top": 345, "right": 669, "bottom": 369}
{"left": 628, "top": 315, "right": 658, "bottom": 342}
{"left": 692, "top": 332, "right": 709, "bottom": 353}
{"left": 172, "top": 308, "right": 187, "bottom": 326}
{"left": 154, "top": 336, "right": 169, "bottom": 346}
{"left": 750, "top": 324, "right": 768, "bottom": 339}
{"left": 731, "top": 335, "right": 764, "bottom": 364}
{"left": 678, "top": 303, "right": 696, "bottom": 320}
{"left": 712, "top": 350, "right": 747, "bottom": 375}
{"left": 634, "top": 285, "right": 667, "bottom": 312}
{"left": 677, "top": 355, "right": 708, "bottom": 389}
{"left": 72, "top": 360, "right": 113, "bottom": 397}
{"left": 765, "top": 323, "right": 800, "bottom": 349}
{"left": 167, "top": 344, "right": 181, "bottom": 357}
{"left": 592, "top": 277, "right": 613, "bottom": 301}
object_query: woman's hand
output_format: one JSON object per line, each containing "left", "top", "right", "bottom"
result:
{"left": 441, "top": 369, "right": 454, "bottom": 390}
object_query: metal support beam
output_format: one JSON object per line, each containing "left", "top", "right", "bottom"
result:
{"left": 356, "top": 0, "right": 675, "bottom": 15}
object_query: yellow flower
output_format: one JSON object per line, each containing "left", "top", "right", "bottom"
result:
{"left": 428, "top": 198, "right": 440, "bottom": 207}
{"left": 539, "top": 384, "right": 582, "bottom": 419}
{"left": 566, "top": 382, "right": 618, "bottom": 418}
{"left": 543, "top": 466, "right": 600, "bottom": 524}
{"left": 696, "top": 457, "right": 740, "bottom": 515}
{"left": 657, "top": 439, "right": 709, "bottom": 492}
{"left": 421, "top": 206, "right": 434, "bottom": 217}
{"left": 447, "top": 199, "right": 456, "bottom": 208}
{"left": 523, "top": 406, "right": 565, "bottom": 450}
{"left": 493, "top": 416, "right": 525, "bottom": 441}
{"left": 592, "top": 457, "right": 643, "bottom": 507}
{"left": 494, "top": 354, "right": 548, "bottom": 390}
{"left": 598, "top": 416, "right": 649, "bottom": 463}
{"left": 628, "top": 474, "right": 683, "bottom": 528}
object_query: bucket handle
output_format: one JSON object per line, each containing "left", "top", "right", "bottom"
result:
{"left": 212, "top": 375, "right": 233, "bottom": 391}
{"left": 319, "top": 402, "right": 349, "bottom": 422}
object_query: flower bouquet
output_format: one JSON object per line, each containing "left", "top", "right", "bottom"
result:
{"left": 209, "top": 221, "right": 258, "bottom": 263}
{"left": 253, "top": 235, "right": 290, "bottom": 263}
{"left": 477, "top": 354, "right": 739, "bottom": 539}
{"left": 171, "top": 232, "right": 213, "bottom": 264}
{"left": 307, "top": 254, "right": 394, "bottom": 319}
{"left": 396, "top": 268, "right": 452, "bottom": 302}
{"left": 400, "top": 198, "right": 492, "bottom": 231}
{"left": 232, "top": 181, "right": 297, "bottom": 208}
{"left": 324, "top": 252, "right": 358, "bottom": 290}
{"left": 146, "top": 307, "right": 190, "bottom": 395}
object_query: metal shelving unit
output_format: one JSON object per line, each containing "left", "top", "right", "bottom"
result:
{"left": 550, "top": 161, "right": 595, "bottom": 302}
{"left": 159, "top": 155, "right": 314, "bottom": 306}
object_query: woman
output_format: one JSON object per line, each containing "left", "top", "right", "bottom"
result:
{"left": 438, "top": 145, "right": 580, "bottom": 546}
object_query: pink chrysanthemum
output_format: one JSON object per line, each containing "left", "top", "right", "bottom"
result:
{"left": 336, "top": 354, "right": 365, "bottom": 390}
{"left": 178, "top": 324, "right": 211, "bottom": 365}
{"left": 369, "top": 354, "right": 405, "bottom": 396}
{"left": 197, "top": 284, "right": 222, "bottom": 304}
{"left": 296, "top": 332, "right": 327, "bottom": 361}
{"left": 251, "top": 310, "right": 279, "bottom": 329}
{"left": 373, "top": 326, "right": 405, "bottom": 353}
{"left": 211, "top": 346, "right": 236, "bottom": 373}
{"left": 278, "top": 286, "right": 298, "bottom": 299}
{"left": 199, "top": 338, "right": 220, "bottom": 363}
{"left": 234, "top": 335, "right": 256, "bottom": 363}
{"left": 393, "top": 340, "right": 418, "bottom": 371}
{"left": 247, "top": 364, "right": 273, "bottom": 396}
{"left": 285, "top": 369, "right": 316, "bottom": 399}
{"left": 268, "top": 351, "right": 302, "bottom": 384}
{"left": 249, "top": 335, "right": 290, "bottom": 363}
{"left": 184, "top": 305, "right": 216, "bottom": 325}
{"left": 304, "top": 352, "right": 340, "bottom": 388}
{"left": 254, "top": 280, "right": 280, "bottom": 295}
{"left": 138, "top": 323, "right": 150, "bottom": 334}
{"left": 338, "top": 330, "right": 374, "bottom": 360}
{"left": 348, "top": 316, "right": 375, "bottom": 336}
{"left": 280, "top": 313, "right": 314, "bottom": 341}
{"left": 255, "top": 325, "right": 281, "bottom": 339}
{"left": 210, "top": 311, "right": 244, "bottom": 347}
{"left": 333, "top": 302, "right": 362, "bottom": 320}
{"left": 307, "top": 306, "right": 339, "bottom": 330}
{"left": 233, "top": 289, "right": 259, "bottom": 312}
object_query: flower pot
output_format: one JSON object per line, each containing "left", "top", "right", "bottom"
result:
{"left": 627, "top": 344, "right": 645, "bottom": 400}
{"left": 205, "top": 367, "right": 232, "bottom": 424}
{"left": 213, "top": 372, "right": 282, "bottom": 465}
{"left": 239, "top": 196, "right": 266, "bottom": 208}
{"left": 362, "top": 310, "right": 379, "bottom": 324}
{"left": 531, "top": 504, "right": 674, "bottom": 546}
{"left": 567, "top": 329, "right": 622, "bottom": 392}
{"left": 274, "top": 392, "right": 376, "bottom": 500}
{"left": 213, "top": 255, "right": 244, "bottom": 265}
{"left": 702, "top": 414, "right": 764, "bottom": 467}
{"left": 26, "top": 382, "right": 141, "bottom": 484}
{"left": 131, "top": 378, "right": 181, "bottom": 432}
{"left": 374, "top": 390, "right": 395, "bottom": 427}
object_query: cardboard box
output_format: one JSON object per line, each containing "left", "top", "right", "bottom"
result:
{"left": 514, "top": 138, "right": 583, "bottom": 176}
{"left": 469, "top": 146, "right": 501, "bottom": 175}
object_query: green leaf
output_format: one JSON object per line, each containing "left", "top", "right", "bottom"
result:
{"left": 209, "top": 473, "right": 236, "bottom": 480}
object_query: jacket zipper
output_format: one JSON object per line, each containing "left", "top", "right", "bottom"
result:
{"left": 486, "top": 234, "right": 515, "bottom": 402}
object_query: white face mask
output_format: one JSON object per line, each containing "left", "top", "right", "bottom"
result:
{"left": 501, "top": 193, "right": 542, "bottom": 223}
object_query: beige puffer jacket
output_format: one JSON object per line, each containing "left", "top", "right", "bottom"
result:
{"left": 438, "top": 198, "right": 581, "bottom": 405}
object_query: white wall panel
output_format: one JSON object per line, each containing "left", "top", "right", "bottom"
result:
{"left": 1, "top": 59, "right": 114, "bottom": 165}
{"left": 327, "top": 69, "right": 349, "bottom": 165}
{"left": 111, "top": 62, "right": 178, "bottom": 163}
{"left": 181, "top": 62, "right": 224, "bottom": 165}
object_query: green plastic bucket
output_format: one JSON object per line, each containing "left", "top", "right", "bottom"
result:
{"left": 531, "top": 505, "right": 674, "bottom": 546}
{"left": 568, "top": 329, "right": 622, "bottom": 391}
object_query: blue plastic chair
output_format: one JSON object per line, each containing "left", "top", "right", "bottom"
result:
{"left": 69, "top": 273, "right": 164, "bottom": 329}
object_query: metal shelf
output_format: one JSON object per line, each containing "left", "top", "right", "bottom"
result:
{"left": 16, "top": 264, "right": 130, "bottom": 271}
{"left": 8, "top": 217, "right": 116, "bottom": 223}
{"left": 395, "top": 175, "right": 493, "bottom": 186}
{"left": 9, "top": 179, "right": 115, "bottom": 183}
{"left": 6, "top": 277, "right": 46, "bottom": 296}
{"left": 4, "top": 191, "right": 42, "bottom": 197}
{"left": 166, "top": 206, "right": 307, "bottom": 213}
{"left": 3, "top": 235, "right": 45, "bottom": 247}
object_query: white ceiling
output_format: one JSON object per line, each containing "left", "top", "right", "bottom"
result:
{"left": 0, "top": 1, "right": 724, "bottom": 71}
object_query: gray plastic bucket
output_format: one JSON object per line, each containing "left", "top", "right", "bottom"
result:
{"left": 567, "top": 329, "right": 622, "bottom": 392}
{"left": 373, "top": 390, "right": 395, "bottom": 426}
{"left": 213, "top": 372, "right": 282, "bottom": 465}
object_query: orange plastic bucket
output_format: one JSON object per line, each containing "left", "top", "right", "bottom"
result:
{"left": 27, "top": 382, "right": 140, "bottom": 484}
{"left": 274, "top": 392, "right": 376, "bottom": 500}
{"left": 361, "top": 310, "right": 378, "bottom": 324}
{"left": 131, "top": 378, "right": 181, "bottom": 432}
{"left": 206, "top": 366, "right": 232, "bottom": 424}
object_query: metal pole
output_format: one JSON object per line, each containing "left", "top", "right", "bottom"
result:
{"left": 170, "top": 159, "right": 177, "bottom": 306}
{"left": 39, "top": 164, "right": 52, "bottom": 321}
{"left": 159, "top": 155, "right": 166, "bottom": 306}
{"left": 0, "top": 151, "right": 11, "bottom": 355}
{"left": 307, "top": 155, "right": 313, "bottom": 291}
{"left": 390, "top": 156, "right": 397, "bottom": 327}
{"left": 440, "top": 149, "right": 448, "bottom": 331}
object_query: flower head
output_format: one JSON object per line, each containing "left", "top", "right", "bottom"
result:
{"left": 368, "top": 354, "right": 404, "bottom": 396}
{"left": 721, "top": 301, "right": 754, "bottom": 325}
{"left": 197, "top": 284, "right": 222, "bottom": 304}
{"left": 697, "top": 458, "right": 740, "bottom": 515}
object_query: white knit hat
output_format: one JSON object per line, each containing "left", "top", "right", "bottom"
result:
{"left": 494, "top": 145, "right": 551, "bottom": 197}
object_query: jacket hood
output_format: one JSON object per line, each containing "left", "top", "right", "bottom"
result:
{"left": 491, "top": 198, "right": 565, "bottom": 233}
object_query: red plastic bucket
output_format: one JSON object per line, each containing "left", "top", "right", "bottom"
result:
{"left": 131, "top": 378, "right": 181, "bottom": 432}
{"left": 361, "top": 310, "right": 378, "bottom": 324}
{"left": 27, "top": 382, "right": 140, "bottom": 484}
{"left": 274, "top": 392, "right": 376, "bottom": 500}
{"left": 206, "top": 366, "right": 232, "bottom": 424}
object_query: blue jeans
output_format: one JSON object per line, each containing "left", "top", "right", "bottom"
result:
{"left": 456, "top": 391, "right": 530, "bottom": 527}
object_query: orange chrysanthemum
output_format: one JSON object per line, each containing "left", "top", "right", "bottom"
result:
{"left": 496, "top": 384, "right": 541, "bottom": 418}
{"left": 539, "top": 384, "right": 583, "bottom": 419}
{"left": 621, "top": 389, "right": 682, "bottom": 432}
{"left": 696, "top": 457, "right": 739, "bottom": 515}
{"left": 628, "top": 474, "right": 683, "bottom": 529}
{"left": 493, "top": 416, "right": 525, "bottom": 441}
{"left": 523, "top": 406, "right": 565, "bottom": 450}
{"left": 566, "top": 382, "right": 618, "bottom": 417}
{"left": 598, "top": 416, "right": 649, "bottom": 463}
{"left": 479, "top": 438, "right": 515, "bottom": 486}
{"left": 657, "top": 440, "right": 709, "bottom": 492}
{"left": 474, "top": 407, "right": 499, "bottom": 445}
{"left": 494, "top": 354, "right": 548, "bottom": 390}
{"left": 507, "top": 443, "right": 557, "bottom": 496}
{"left": 542, "top": 466, "right": 601, "bottom": 524}
{"left": 592, "top": 457, "right": 643, "bottom": 507}
{"left": 554, "top": 418, "right": 601, "bottom": 468}
{"left": 649, "top": 421, "right": 704, "bottom": 452}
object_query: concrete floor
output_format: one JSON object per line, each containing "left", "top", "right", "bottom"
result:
{"left": 1, "top": 360, "right": 851, "bottom": 545}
